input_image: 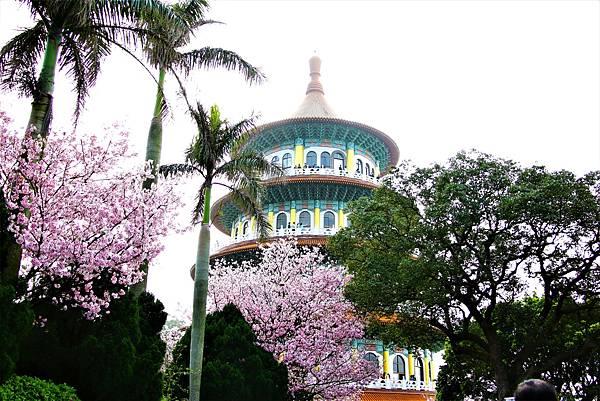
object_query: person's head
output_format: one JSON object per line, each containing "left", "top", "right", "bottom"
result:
{"left": 514, "top": 379, "right": 557, "bottom": 401}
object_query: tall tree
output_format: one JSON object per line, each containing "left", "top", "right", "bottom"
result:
{"left": 133, "top": 0, "right": 265, "bottom": 294}
{"left": 161, "top": 103, "right": 282, "bottom": 401}
{"left": 329, "top": 152, "right": 600, "bottom": 400}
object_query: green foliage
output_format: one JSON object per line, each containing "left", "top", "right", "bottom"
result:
{"left": 165, "top": 304, "right": 289, "bottom": 401}
{"left": 17, "top": 292, "right": 167, "bottom": 401}
{"left": 328, "top": 185, "right": 445, "bottom": 350}
{"left": 329, "top": 152, "right": 600, "bottom": 399}
{"left": 435, "top": 346, "right": 495, "bottom": 401}
{"left": 0, "top": 375, "right": 80, "bottom": 401}
{"left": 0, "top": 285, "right": 33, "bottom": 383}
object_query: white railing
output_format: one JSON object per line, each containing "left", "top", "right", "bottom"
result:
{"left": 212, "top": 226, "right": 340, "bottom": 253}
{"left": 268, "top": 166, "right": 380, "bottom": 184}
{"left": 365, "top": 378, "right": 436, "bottom": 392}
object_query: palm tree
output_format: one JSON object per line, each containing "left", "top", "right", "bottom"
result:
{"left": 131, "top": 0, "right": 265, "bottom": 294}
{"left": 0, "top": 0, "right": 189, "bottom": 137}
{"left": 141, "top": 0, "right": 265, "bottom": 188}
{"left": 161, "top": 103, "right": 282, "bottom": 401}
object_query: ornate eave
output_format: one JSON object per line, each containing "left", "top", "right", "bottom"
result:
{"left": 210, "top": 235, "right": 328, "bottom": 260}
{"left": 211, "top": 175, "right": 377, "bottom": 234}
{"left": 246, "top": 117, "right": 399, "bottom": 172}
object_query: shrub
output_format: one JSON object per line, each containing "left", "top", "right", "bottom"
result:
{"left": 165, "top": 303, "right": 289, "bottom": 401}
{"left": 0, "top": 375, "right": 80, "bottom": 401}
{"left": 17, "top": 292, "right": 167, "bottom": 401}
{"left": 0, "top": 285, "right": 33, "bottom": 383}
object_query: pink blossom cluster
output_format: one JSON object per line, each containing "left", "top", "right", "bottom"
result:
{"left": 0, "top": 112, "right": 181, "bottom": 318}
{"left": 209, "top": 238, "right": 378, "bottom": 400}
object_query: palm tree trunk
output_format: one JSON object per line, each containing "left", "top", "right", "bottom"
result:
{"left": 27, "top": 27, "right": 62, "bottom": 137}
{"left": 131, "top": 68, "right": 166, "bottom": 296}
{"left": 189, "top": 185, "right": 211, "bottom": 401}
{"left": 1, "top": 28, "right": 63, "bottom": 284}
{"left": 143, "top": 67, "right": 166, "bottom": 189}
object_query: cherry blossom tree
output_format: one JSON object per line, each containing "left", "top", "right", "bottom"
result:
{"left": 209, "top": 238, "right": 378, "bottom": 400}
{"left": 0, "top": 111, "right": 181, "bottom": 318}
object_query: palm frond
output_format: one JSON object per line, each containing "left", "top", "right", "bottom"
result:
{"left": 228, "top": 187, "right": 270, "bottom": 238}
{"left": 59, "top": 29, "right": 112, "bottom": 124}
{"left": 217, "top": 150, "right": 284, "bottom": 183}
{"left": 92, "top": 0, "right": 191, "bottom": 34}
{"left": 0, "top": 21, "right": 47, "bottom": 97}
{"left": 59, "top": 34, "right": 87, "bottom": 124}
{"left": 177, "top": 47, "right": 265, "bottom": 84}
{"left": 172, "top": 0, "right": 209, "bottom": 27}
{"left": 159, "top": 163, "right": 201, "bottom": 178}
{"left": 218, "top": 115, "right": 259, "bottom": 157}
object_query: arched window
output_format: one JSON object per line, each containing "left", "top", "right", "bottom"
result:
{"left": 306, "top": 151, "right": 317, "bottom": 167}
{"left": 299, "top": 211, "right": 311, "bottom": 228}
{"left": 365, "top": 163, "right": 371, "bottom": 176}
{"left": 242, "top": 221, "right": 249, "bottom": 236}
{"left": 363, "top": 352, "right": 379, "bottom": 368}
{"left": 276, "top": 213, "right": 288, "bottom": 229}
{"left": 415, "top": 358, "right": 424, "bottom": 381}
{"left": 320, "top": 152, "right": 332, "bottom": 168}
{"left": 271, "top": 155, "right": 280, "bottom": 166}
{"left": 282, "top": 153, "right": 292, "bottom": 169}
{"left": 356, "top": 159, "right": 363, "bottom": 174}
{"left": 323, "top": 211, "right": 335, "bottom": 229}
{"left": 393, "top": 355, "right": 406, "bottom": 378}
{"left": 332, "top": 151, "right": 345, "bottom": 170}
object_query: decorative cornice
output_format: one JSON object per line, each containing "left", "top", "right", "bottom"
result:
{"left": 247, "top": 117, "right": 399, "bottom": 171}
{"left": 211, "top": 175, "right": 377, "bottom": 234}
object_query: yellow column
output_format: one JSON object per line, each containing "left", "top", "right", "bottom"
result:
{"left": 346, "top": 143, "right": 355, "bottom": 172}
{"left": 230, "top": 223, "right": 236, "bottom": 238}
{"left": 383, "top": 350, "right": 390, "bottom": 377}
{"left": 290, "top": 204, "right": 296, "bottom": 224}
{"left": 424, "top": 356, "right": 430, "bottom": 384}
{"left": 407, "top": 353, "right": 414, "bottom": 377}
{"left": 294, "top": 139, "right": 304, "bottom": 166}
{"left": 338, "top": 209, "right": 344, "bottom": 228}
{"left": 430, "top": 360, "right": 436, "bottom": 380}
{"left": 250, "top": 216, "right": 256, "bottom": 233}
{"left": 237, "top": 221, "right": 243, "bottom": 235}
{"left": 314, "top": 206, "right": 320, "bottom": 229}
{"left": 375, "top": 162, "right": 380, "bottom": 177}
{"left": 268, "top": 211, "right": 274, "bottom": 230}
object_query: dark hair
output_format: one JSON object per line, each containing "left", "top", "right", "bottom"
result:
{"left": 514, "top": 379, "right": 558, "bottom": 401}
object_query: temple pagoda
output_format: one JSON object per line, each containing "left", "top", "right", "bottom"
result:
{"left": 209, "top": 56, "right": 437, "bottom": 401}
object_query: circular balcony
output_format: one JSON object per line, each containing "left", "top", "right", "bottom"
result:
{"left": 280, "top": 165, "right": 380, "bottom": 185}
{"left": 211, "top": 225, "right": 340, "bottom": 256}
{"left": 365, "top": 378, "right": 436, "bottom": 392}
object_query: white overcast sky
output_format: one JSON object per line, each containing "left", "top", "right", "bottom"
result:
{"left": 0, "top": 0, "right": 599, "bottom": 314}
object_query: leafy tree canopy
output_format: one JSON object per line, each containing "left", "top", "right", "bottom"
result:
{"left": 329, "top": 151, "right": 600, "bottom": 400}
